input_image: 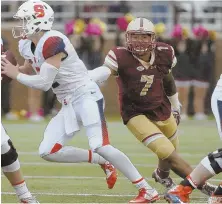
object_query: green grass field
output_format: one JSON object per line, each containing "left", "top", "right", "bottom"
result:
{"left": 1, "top": 118, "right": 222, "bottom": 203}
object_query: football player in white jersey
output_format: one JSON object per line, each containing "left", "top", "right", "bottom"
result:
{"left": 1, "top": 39, "right": 39, "bottom": 203}
{"left": 165, "top": 74, "right": 222, "bottom": 204}
{"left": 1, "top": 1, "right": 159, "bottom": 202}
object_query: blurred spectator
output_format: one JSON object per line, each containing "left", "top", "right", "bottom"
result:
{"left": 155, "top": 22, "right": 168, "bottom": 43}
{"left": 115, "top": 30, "right": 125, "bottom": 47}
{"left": 43, "top": 89, "right": 57, "bottom": 117}
{"left": 27, "top": 89, "right": 44, "bottom": 122}
{"left": 173, "top": 40, "right": 194, "bottom": 120}
{"left": 192, "top": 41, "right": 213, "bottom": 120}
{"left": 108, "top": 1, "right": 130, "bottom": 25}
{"left": 69, "top": 34, "right": 86, "bottom": 59}
{"left": 83, "top": 4, "right": 108, "bottom": 22}
{"left": 1, "top": 37, "right": 18, "bottom": 120}
{"left": 82, "top": 35, "right": 104, "bottom": 70}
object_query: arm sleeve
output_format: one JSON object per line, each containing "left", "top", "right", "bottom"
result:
{"left": 88, "top": 66, "right": 111, "bottom": 86}
{"left": 16, "top": 62, "right": 58, "bottom": 91}
{"left": 43, "top": 36, "right": 66, "bottom": 60}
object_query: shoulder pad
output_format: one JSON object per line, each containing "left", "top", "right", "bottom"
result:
{"left": 42, "top": 36, "right": 65, "bottom": 60}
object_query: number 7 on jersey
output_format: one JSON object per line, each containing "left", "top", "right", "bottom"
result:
{"left": 140, "top": 75, "right": 154, "bottom": 96}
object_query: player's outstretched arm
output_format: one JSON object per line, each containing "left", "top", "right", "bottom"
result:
{"left": 88, "top": 64, "right": 117, "bottom": 86}
{"left": 1, "top": 53, "right": 63, "bottom": 91}
{"left": 89, "top": 49, "right": 118, "bottom": 86}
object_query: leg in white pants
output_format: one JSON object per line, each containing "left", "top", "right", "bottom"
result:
{"left": 1, "top": 123, "right": 10, "bottom": 147}
{"left": 38, "top": 101, "right": 106, "bottom": 164}
{"left": 211, "top": 86, "right": 222, "bottom": 140}
{"left": 84, "top": 97, "right": 152, "bottom": 187}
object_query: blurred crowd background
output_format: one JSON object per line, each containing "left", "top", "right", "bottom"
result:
{"left": 1, "top": 0, "right": 222, "bottom": 122}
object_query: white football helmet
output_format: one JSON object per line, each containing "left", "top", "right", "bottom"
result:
{"left": 12, "top": 0, "right": 54, "bottom": 38}
{"left": 126, "top": 18, "right": 156, "bottom": 55}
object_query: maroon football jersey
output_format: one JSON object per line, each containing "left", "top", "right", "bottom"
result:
{"left": 112, "top": 42, "right": 175, "bottom": 124}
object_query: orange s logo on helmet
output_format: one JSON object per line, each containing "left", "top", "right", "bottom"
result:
{"left": 34, "top": 4, "right": 45, "bottom": 18}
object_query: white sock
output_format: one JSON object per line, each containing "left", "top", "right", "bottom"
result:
{"left": 42, "top": 146, "right": 106, "bottom": 164}
{"left": 97, "top": 145, "right": 153, "bottom": 190}
{"left": 133, "top": 178, "right": 153, "bottom": 190}
{"left": 88, "top": 150, "right": 106, "bottom": 164}
{"left": 13, "top": 180, "right": 32, "bottom": 200}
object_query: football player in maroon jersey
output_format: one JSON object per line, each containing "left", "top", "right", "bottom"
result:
{"left": 89, "top": 17, "right": 215, "bottom": 196}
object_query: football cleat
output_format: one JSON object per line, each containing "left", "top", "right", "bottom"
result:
{"left": 100, "top": 161, "right": 117, "bottom": 189}
{"left": 200, "top": 182, "right": 217, "bottom": 196}
{"left": 20, "top": 196, "right": 39, "bottom": 203}
{"left": 129, "top": 188, "right": 160, "bottom": 203}
{"left": 152, "top": 169, "right": 176, "bottom": 190}
{"left": 208, "top": 194, "right": 222, "bottom": 204}
{"left": 164, "top": 185, "right": 192, "bottom": 203}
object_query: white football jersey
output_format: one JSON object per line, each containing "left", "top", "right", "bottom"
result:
{"left": 18, "top": 30, "right": 92, "bottom": 101}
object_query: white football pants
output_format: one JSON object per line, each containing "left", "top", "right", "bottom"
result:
{"left": 39, "top": 83, "right": 109, "bottom": 156}
{"left": 211, "top": 81, "right": 222, "bottom": 140}
{"left": 1, "top": 123, "right": 10, "bottom": 148}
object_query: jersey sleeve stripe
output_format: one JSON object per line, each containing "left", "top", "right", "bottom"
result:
{"left": 108, "top": 54, "right": 117, "bottom": 62}
{"left": 105, "top": 58, "right": 118, "bottom": 72}
{"left": 43, "top": 36, "right": 66, "bottom": 59}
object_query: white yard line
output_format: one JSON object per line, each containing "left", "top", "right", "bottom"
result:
{"left": 18, "top": 162, "right": 198, "bottom": 168}
{"left": 1, "top": 191, "right": 207, "bottom": 200}
{"left": 20, "top": 162, "right": 157, "bottom": 167}
{"left": 1, "top": 175, "right": 221, "bottom": 182}
{"left": 19, "top": 162, "right": 157, "bottom": 167}
{"left": 18, "top": 151, "right": 204, "bottom": 157}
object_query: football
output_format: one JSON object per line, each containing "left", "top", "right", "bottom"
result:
{"left": 1, "top": 50, "right": 17, "bottom": 84}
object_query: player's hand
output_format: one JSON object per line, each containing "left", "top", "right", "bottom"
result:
{"left": 1, "top": 57, "right": 19, "bottom": 79}
{"left": 172, "top": 109, "right": 180, "bottom": 125}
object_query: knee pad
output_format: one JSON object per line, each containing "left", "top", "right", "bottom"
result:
{"left": 1, "top": 140, "right": 18, "bottom": 167}
{"left": 1, "top": 140, "right": 20, "bottom": 172}
{"left": 201, "top": 149, "right": 222, "bottom": 175}
{"left": 169, "top": 132, "right": 179, "bottom": 150}
{"left": 147, "top": 136, "right": 175, "bottom": 160}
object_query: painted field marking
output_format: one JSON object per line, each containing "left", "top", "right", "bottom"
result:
{"left": 1, "top": 175, "right": 221, "bottom": 182}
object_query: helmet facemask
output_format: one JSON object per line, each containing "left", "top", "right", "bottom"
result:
{"left": 126, "top": 31, "right": 156, "bottom": 56}
{"left": 12, "top": 15, "right": 39, "bottom": 39}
